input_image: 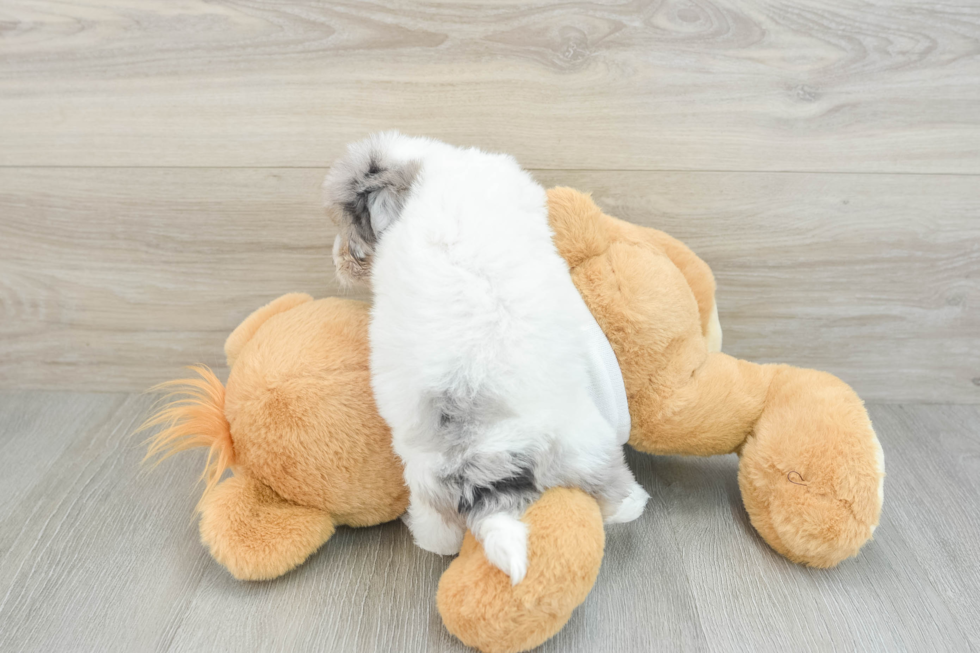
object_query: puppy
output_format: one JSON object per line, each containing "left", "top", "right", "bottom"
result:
{"left": 325, "top": 133, "right": 648, "bottom": 584}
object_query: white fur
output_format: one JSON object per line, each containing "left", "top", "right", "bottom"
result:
{"left": 870, "top": 428, "right": 885, "bottom": 534}
{"left": 603, "top": 482, "right": 650, "bottom": 525}
{"left": 338, "top": 133, "right": 648, "bottom": 583}
{"left": 472, "top": 513, "right": 529, "bottom": 585}
{"left": 706, "top": 302, "right": 723, "bottom": 353}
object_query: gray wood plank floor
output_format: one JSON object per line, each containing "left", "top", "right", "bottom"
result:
{"left": 1, "top": 392, "right": 977, "bottom": 652}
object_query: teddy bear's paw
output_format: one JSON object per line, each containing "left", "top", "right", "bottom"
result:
{"left": 478, "top": 513, "right": 529, "bottom": 585}
{"left": 602, "top": 482, "right": 650, "bottom": 525}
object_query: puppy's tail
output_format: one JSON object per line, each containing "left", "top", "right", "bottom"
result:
{"left": 139, "top": 365, "right": 234, "bottom": 511}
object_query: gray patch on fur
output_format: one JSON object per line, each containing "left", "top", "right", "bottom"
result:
{"left": 445, "top": 452, "right": 540, "bottom": 520}
{"left": 341, "top": 159, "right": 419, "bottom": 247}
{"left": 418, "top": 390, "right": 542, "bottom": 521}
{"left": 431, "top": 390, "right": 503, "bottom": 442}
{"left": 422, "top": 406, "right": 637, "bottom": 534}
{"left": 419, "top": 386, "right": 640, "bottom": 527}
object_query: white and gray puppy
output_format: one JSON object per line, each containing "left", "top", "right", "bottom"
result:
{"left": 325, "top": 132, "right": 648, "bottom": 584}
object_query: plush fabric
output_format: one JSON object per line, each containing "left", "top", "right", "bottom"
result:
{"left": 199, "top": 474, "right": 335, "bottom": 581}
{"left": 546, "top": 187, "right": 883, "bottom": 568}
{"left": 222, "top": 296, "right": 407, "bottom": 528}
{"left": 437, "top": 488, "right": 604, "bottom": 653}
{"left": 145, "top": 295, "right": 410, "bottom": 581}
{"left": 144, "top": 186, "right": 884, "bottom": 653}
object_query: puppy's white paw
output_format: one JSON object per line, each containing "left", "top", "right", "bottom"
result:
{"left": 604, "top": 482, "right": 650, "bottom": 525}
{"left": 407, "top": 503, "right": 464, "bottom": 556}
{"left": 414, "top": 525, "right": 464, "bottom": 556}
{"left": 478, "top": 514, "right": 529, "bottom": 585}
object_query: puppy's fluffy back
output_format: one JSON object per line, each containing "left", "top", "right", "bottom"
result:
{"left": 341, "top": 135, "right": 591, "bottom": 439}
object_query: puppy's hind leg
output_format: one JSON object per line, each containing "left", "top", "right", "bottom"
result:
{"left": 405, "top": 498, "right": 465, "bottom": 556}
{"left": 593, "top": 452, "right": 650, "bottom": 525}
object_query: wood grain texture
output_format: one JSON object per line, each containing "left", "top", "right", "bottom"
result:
{"left": 646, "top": 402, "right": 980, "bottom": 652}
{"left": 1, "top": 394, "right": 978, "bottom": 651}
{"left": 2, "top": 167, "right": 977, "bottom": 401}
{"left": 1, "top": 0, "right": 979, "bottom": 171}
{"left": 555, "top": 170, "right": 980, "bottom": 404}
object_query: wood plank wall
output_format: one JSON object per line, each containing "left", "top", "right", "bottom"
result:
{"left": 1, "top": 1, "right": 978, "bottom": 400}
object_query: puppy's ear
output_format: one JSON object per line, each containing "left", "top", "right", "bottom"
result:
{"left": 324, "top": 134, "right": 421, "bottom": 253}
{"left": 351, "top": 160, "right": 420, "bottom": 244}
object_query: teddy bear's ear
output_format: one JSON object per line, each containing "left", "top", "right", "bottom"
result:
{"left": 224, "top": 293, "right": 314, "bottom": 367}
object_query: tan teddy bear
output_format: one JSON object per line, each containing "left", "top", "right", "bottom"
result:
{"left": 144, "top": 188, "right": 883, "bottom": 653}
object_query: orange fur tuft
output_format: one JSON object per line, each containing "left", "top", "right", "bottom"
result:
{"left": 139, "top": 365, "right": 234, "bottom": 510}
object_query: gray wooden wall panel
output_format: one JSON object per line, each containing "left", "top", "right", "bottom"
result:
{"left": 2, "top": 168, "right": 977, "bottom": 401}
{"left": 1, "top": 1, "right": 979, "bottom": 172}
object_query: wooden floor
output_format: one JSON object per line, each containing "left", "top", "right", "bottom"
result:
{"left": 2, "top": 1, "right": 979, "bottom": 651}
{"left": 0, "top": 393, "right": 977, "bottom": 652}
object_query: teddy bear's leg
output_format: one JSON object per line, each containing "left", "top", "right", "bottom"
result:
{"left": 438, "top": 488, "right": 604, "bottom": 653}
{"left": 629, "top": 353, "right": 883, "bottom": 567}
{"left": 198, "top": 474, "right": 335, "bottom": 580}
{"left": 224, "top": 292, "right": 314, "bottom": 367}
{"left": 629, "top": 352, "right": 776, "bottom": 457}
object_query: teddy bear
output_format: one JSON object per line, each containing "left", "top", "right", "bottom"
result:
{"left": 143, "top": 187, "right": 884, "bottom": 653}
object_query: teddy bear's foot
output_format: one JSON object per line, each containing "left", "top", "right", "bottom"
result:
{"left": 438, "top": 488, "right": 604, "bottom": 653}
{"left": 737, "top": 367, "right": 884, "bottom": 568}
{"left": 199, "top": 474, "right": 335, "bottom": 580}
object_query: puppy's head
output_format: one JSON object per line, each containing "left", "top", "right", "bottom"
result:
{"left": 324, "top": 132, "right": 421, "bottom": 286}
